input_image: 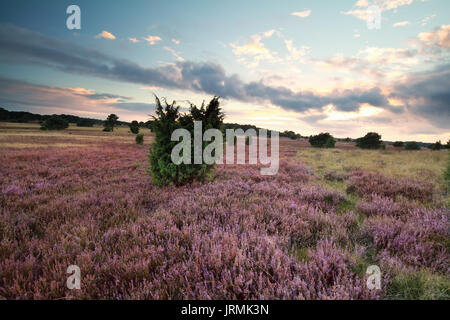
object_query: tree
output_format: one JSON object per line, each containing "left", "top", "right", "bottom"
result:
{"left": 40, "top": 116, "right": 69, "bottom": 130}
{"left": 104, "top": 114, "right": 118, "bottom": 131}
{"left": 356, "top": 132, "right": 382, "bottom": 149}
{"left": 393, "top": 141, "right": 404, "bottom": 148}
{"left": 129, "top": 120, "right": 140, "bottom": 134}
{"left": 149, "top": 96, "right": 224, "bottom": 186}
{"left": 428, "top": 141, "right": 443, "bottom": 151}
{"left": 405, "top": 141, "right": 421, "bottom": 150}
{"left": 309, "top": 132, "right": 335, "bottom": 148}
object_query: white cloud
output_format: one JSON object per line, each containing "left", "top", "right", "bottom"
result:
{"left": 420, "top": 14, "right": 436, "bottom": 27}
{"left": 128, "top": 37, "right": 140, "bottom": 43}
{"left": 172, "top": 39, "right": 180, "bottom": 45}
{"left": 230, "top": 32, "right": 281, "bottom": 68}
{"left": 418, "top": 25, "right": 450, "bottom": 48}
{"left": 291, "top": 9, "right": 311, "bottom": 18}
{"left": 393, "top": 21, "right": 410, "bottom": 27}
{"left": 164, "top": 46, "right": 184, "bottom": 62}
{"left": 95, "top": 30, "right": 116, "bottom": 40}
{"left": 143, "top": 35, "right": 162, "bottom": 45}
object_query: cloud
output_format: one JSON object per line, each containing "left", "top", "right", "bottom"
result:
{"left": 172, "top": 39, "right": 180, "bottom": 45}
{"left": 143, "top": 35, "right": 162, "bottom": 45}
{"left": 291, "top": 10, "right": 311, "bottom": 18}
{"left": 96, "top": 30, "right": 116, "bottom": 40}
{"left": 0, "top": 77, "right": 153, "bottom": 118}
{"left": 393, "top": 21, "right": 410, "bottom": 27}
{"left": 420, "top": 14, "right": 436, "bottom": 27}
{"left": 284, "top": 40, "right": 310, "bottom": 62}
{"left": 230, "top": 33, "right": 280, "bottom": 68}
{"left": 164, "top": 46, "right": 184, "bottom": 62}
{"left": 128, "top": 37, "right": 140, "bottom": 43}
{"left": 0, "top": 24, "right": 416, "bottom": 117}
{"left": 418, "top": 25, "right": 450, "bottom": 48}
{"left": 390, "top": 64, "right": 450, "bottom": 128}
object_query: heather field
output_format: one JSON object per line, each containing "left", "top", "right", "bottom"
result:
{"left": 0, "top": 123, "right": 449, "bottom": 300}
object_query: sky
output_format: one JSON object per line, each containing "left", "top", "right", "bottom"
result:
{"left": 0, "top": 0, "right": 449, "bottom": 142}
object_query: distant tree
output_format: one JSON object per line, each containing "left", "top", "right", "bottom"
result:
{"left": 281, "top": 130, "right": 301, "bottom": 140}
{"left": 40, "top": 116, "right": 69, "bottom": 130}
{"left": 393, "top": 141, "right": 404, "bottom": 148}
{"left": 405, "top": 141, "right": 421, "bottom": 150}
{"left": 129, "top": 120, "right": 140, "bottom": 134}
{"left": 447, "top": 140, "right": 450, "bottom": 149}
{"left": 428, "top": 140, "right": 443, "bottom": 150}
{"left": 309, "top": 132, "right": 335, "bottom": 148}
{"left": 356, "top": 132, "right": 382, "bottom": 149}
{"left": 344, "top": 137, "right": 352, "bottom": 142}
{"left": 76, "top": 119, "right": 95, "bottom": 127}
{"left": 104, "top": 114, "right": 119, "bottom": 132}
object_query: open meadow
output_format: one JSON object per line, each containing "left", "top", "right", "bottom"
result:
{"left": 0, "top": 123, "right": 448, "bottom": 299}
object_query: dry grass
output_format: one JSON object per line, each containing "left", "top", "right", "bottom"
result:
{"left": 297, "top": 147, "right": 448, "bottom": 188}
{"left": 0, "top": 122, "right": 154, "bottom": 149}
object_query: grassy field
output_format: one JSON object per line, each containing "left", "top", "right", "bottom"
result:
{"left": 0, "top": 122, "right": 448, "bottom": 299}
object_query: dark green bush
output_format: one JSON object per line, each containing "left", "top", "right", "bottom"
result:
{"left": 40, "top": 116, "right": 69, "bottom": 130}
{"left": 393, "top": 141, "right": 404, "bottom": 147}
{"left": 135, "top": 133, "right": 144, "bottom": 144}
{"left": 355, "top": 132, "right": 382, "bottom": 149}
{"left": 405, "top": 141, "right": 421, "bottom": 150}
{"left": 148, "top": 96, "right": 224, "bottom": 186}
{"left": 309, "top": 132, "right": 335, "bottom": 148}
{"left": 129, "top": 120, "right": 140, "bottom": 134}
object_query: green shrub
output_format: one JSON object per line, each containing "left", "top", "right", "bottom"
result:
{"left": 405, "top": 141, "right": 421, "bottom": 150}
{"left": 309, "top": 132, "right": 335, "bottom": 148}
{"left": 102, "top": 127, "right": 112, "bottom": 132}
{"left": 393, "top": 141, "right": 404, "bottom": 148}
{"left": 355, "top": 132, "right": 382, "bottom": 149}
{"left": 129, "top": 120, "right": 140, "bottom": 134}
{"left": 148, "top": 96, "right": 224, "bottom": 186}
{"left": 324, "top": 136, "right": 336, "bottom": 148}
{"left": 40, "top": 116, "right": 69, "bottom": 130}
{"left": 135, "top": 133, "right": 144, "bottom": 144}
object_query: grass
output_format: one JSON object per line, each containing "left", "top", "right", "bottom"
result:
{"left": 387, "top": 270, "right": 450, "bottom": 300}
{"left": 297, "top": 147, "right": 449, "bottom": 190}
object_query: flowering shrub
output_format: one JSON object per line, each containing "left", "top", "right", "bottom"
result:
{"left": 346, "top": 170, "right": 434, "bottom": 202}
{"left": 363, "top": 208, "right": 449, "bottom": 273}
{"left": 0, "top": 133, "right": 447, "bottom": 299}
